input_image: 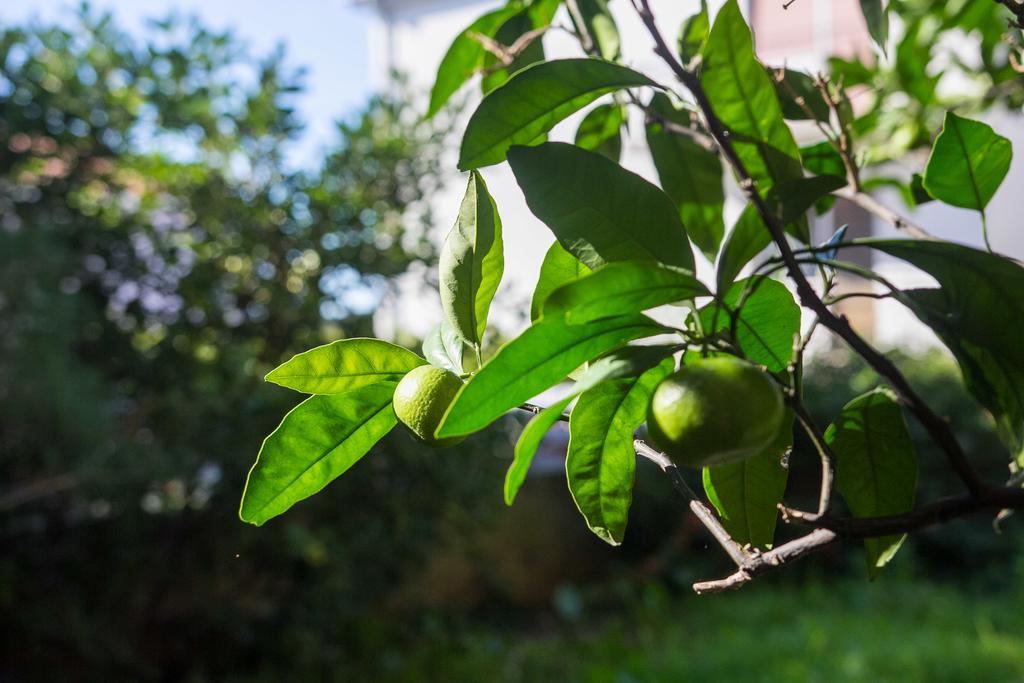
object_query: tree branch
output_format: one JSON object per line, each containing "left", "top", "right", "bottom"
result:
{"left": 631, "top": 0, "right": 989, "bottom": 499}
{"left": 834, "top": 188, "right": 934, "bottom": 239}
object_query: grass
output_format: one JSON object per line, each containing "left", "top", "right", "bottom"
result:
{"left": 382, "top": 579, "right": 1024, "bottom": 682}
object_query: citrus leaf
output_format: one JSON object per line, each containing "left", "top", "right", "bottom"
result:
{"left": 509, "top": 142, "right": 695, "bottom": 271}
{"left": 923, "top": 111, "right": 1012, "bottom": 215}
{"left": 701, "top": 0, "right": 803, "bottom": 193}
{"left": 678, "top": 0, "right": 710, "bottom": 64}
{"left": 569, "top": 0, "right": 620, "bottom": 60}
{"left": 574, "top": 102, "right": 624, "bottom": 161}
{"left": 440, "top": 171, "right": 504, "bottom": 347}
{"left": 427, "top": 3, "right": 525, "bottom": 118}
{"left": 531, "top": 241, "right": 592, "bottom": 322}
{"left": 827, "top": 388, "right": 917, "bottom": 578}
{"left": 459, "top": 58, "right": 657, "bottom": 169}
{"left": 716, "top": 175, "right": 843, "bottom": 290}
{"left": 645, "top": 92, "right": 725, "bottom": 260}
{"left": 423, "top": 320, "right": 465, "bottom": 374}
{"left": 436, "top": 314, "right": 667, "bottom": 438}
{"left": 703, "top": 410, "right": 793, "bottom": 549}
{"left": 864, "top": 239, "right": 1024, "bottom": 457}
{"left": 699, "top": 277, "right": 801, "bottom": 372}
{"left": 567, "top": 359, "right": 675, "bottom": 544}
{"left": 859, "top": 0, "right": 889, "bottom": 53}
{"left": 505, "top": 395, "right": 572, "bottom": 505}
{"left": 772, "top": 68, "right": 830, "bottom": 122}
{"left": 543, "top": 260, "right": 708, "bottom": 324}
{"left": 265, "top": 338, "right": 425, "bottom": 395}
{"left": 239, "top": 384, "right": 398, "bottom": 526}
{"left": 505, "top": 342, "right": 680, "bottom": 505}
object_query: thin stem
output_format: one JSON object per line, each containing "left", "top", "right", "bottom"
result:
{"left": 834, "top": 188, "right": 934, "bottom": 239}
{"left": 634, "top": 440, "right": 752, "bottom": 567}
{"left": 789, "top": 400, "right": 834, "bottom": 517}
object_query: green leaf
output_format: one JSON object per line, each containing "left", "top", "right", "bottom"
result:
{"left": 427, "top": 3, "right": 525, "bottom": 118}
{"left": 543, "top": 260, "right": 708, "bottom": 324}
{"left": 239, "top": 384, "right": 398, "bottom": 526}
{"left": 569, "top": 0, "right": 620, "bottom": 60}
{"left": 265, "top": 338, "right": 425, "bottom": 394}
{"left": 531, "top": 241, "right": 592, "bottom": 321}
{"left": 423, "top": 320, "right": 465, "bottom": 374}
{"left": 923, "top": 111, "right": 1012, "bottom": 215}
{"left": 440, "top": 171, "right": 504, "bottom": 347}
{"left": 859, "top": 0, "right": 889, "bottom": 53}
{"left": 772, "top": 68, "right": 830, "bottom": 122}
{"left": 865, "top": 239, "right": 1024, "bottom": 457}
{"left": 508, "top": 142, "right": 695, "bottom": 270}
{"left": 503, "top": 344, "right": 677, "bottom": 505}
{"left": 827, "top": 388, "right": 917, "bottom": 578}
{"left": 677, "top": 0, "right": 710, "bottom": 64}
{"left": 701, "top": 0, "right": 803, "bottom": 192}
{"left": 459, "top": 58, "right": 657, "bottom": 169}
{"left": 505, "top": 395, "right": 572, "bottom": 505}
{"left": 437, "top": 314, "right": 667, "bottom": 438}
{"left": 567, "top": 359, "right": 675, "bottom": 544}
{"left": 703, "top": 410, "right": 793, "bottom": 549}
{"left": 699, "top": 277, "right": 801, "bottom": 372}
{"left": 575, "top": 102, "right": 624, "bottom": 161}
{"left": 716, "top": 175, "right": 843, "bottom": 290}
{"left": 645, "top": 93, "right": 725, "bottom": 260}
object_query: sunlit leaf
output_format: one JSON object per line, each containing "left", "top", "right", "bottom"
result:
{"left": 701, "top": 0, "right": 803, "bottom": 193}
{"left": 923, "top": 111, "right": 1011, "bottom": 215}
{"left": 569, "top": 0, "right": 620, "bottom": 60}
{"left": 423, "top": 320, "right": 465, "bottom": 374}
{"left": 439, "top": 171, "right": 504, "bottom": 347}
{"left": 505, "top": 395, "right": 572, "bottom": 505}
{"left": 677, "top": 0, "right": 710, "bottom": 65}
{"left": 544, "top": 260, "right": 708, "bottom": 324}
{"left": 459, "top": 58, "right": 657, "bottom": 169}
{"left": 531, "top": 241, "right": 592, "bottom": 321}
{"left": 575, "top": 102, "right": 624, "bottom": 161}
{"left": 239, "top": 384, "right": 398, "bottom": 525}
{"left": 699, "top": 277, "right": 800, "bottom": 372}
{"left": 567, "top": 358, "right": 674, "bottom": 544}
{"left": 265, "top": 338, "right": 425, "bottom": 394}
{"left": 437, "top": 314, "right": 667, "bottom": 438}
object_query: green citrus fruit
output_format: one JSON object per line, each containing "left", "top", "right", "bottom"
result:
{"left": 393, "top": 365, "right": 466, "bottom": 447}
{"left": 646, "top": 357, "right": 784, "bottom": 468}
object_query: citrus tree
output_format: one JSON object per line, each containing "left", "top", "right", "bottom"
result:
{"left": 239, "top": 0, "right": 1024, "bottom": 592}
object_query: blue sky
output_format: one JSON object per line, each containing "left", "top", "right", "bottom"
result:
{"left": 1, "top": 0, "right": 375, "bottom": 166}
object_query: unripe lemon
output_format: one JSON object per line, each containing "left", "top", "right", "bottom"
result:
{"left": 647, "top": 357, "right": 784, "bottom": 467}
{"left": 393, "top": 365, "right": 466, "bottom": 447}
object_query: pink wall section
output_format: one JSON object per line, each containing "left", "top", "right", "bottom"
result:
{"left": 751, "top": 0, "right": 872, "bottom": 61}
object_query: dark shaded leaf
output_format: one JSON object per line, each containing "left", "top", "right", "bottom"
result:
{"left": 703, "top": 410, "right": 793, "bottom": 549}
{"left": 827, "top": 388, "right": 917, "bottom": 577}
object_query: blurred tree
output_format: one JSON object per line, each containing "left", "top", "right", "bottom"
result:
{"left": 0, "top": 8, "right": 511, "bottom": 680}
